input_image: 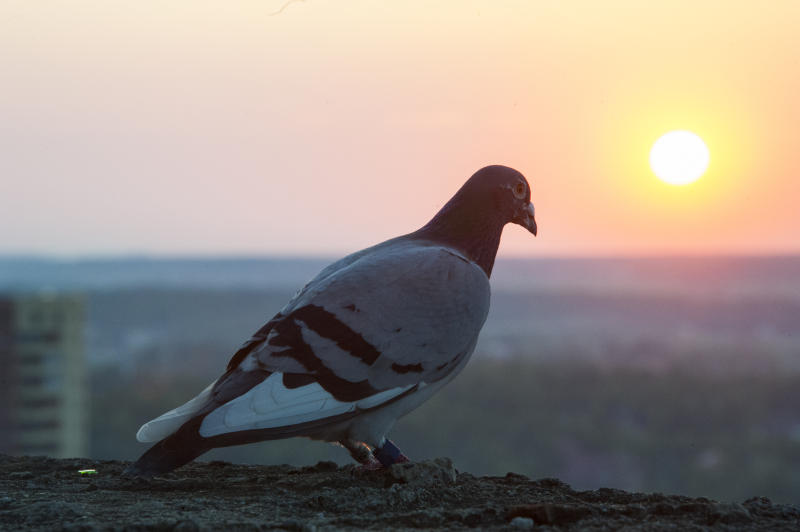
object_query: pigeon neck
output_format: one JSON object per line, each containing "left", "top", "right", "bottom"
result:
{"left": 413, "top": 197, "right": 505, "bottom": 278}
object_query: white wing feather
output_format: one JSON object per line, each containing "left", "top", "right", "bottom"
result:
{"left": 136, "top": 380, "right": 217, "bottom": 442}
{"left": 198, "top": 372, "right": 414, "bottom": 437}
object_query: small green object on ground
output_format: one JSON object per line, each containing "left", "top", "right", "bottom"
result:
{"left": 78, "top": 469, "right": 97, "bottom": 475}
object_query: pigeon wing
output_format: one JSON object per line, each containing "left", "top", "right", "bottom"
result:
{"left": 256, "top": 240, "right": 491, "bottom": 390}
{"left": 194, "top": 240, "right": 490, "bottom": 438}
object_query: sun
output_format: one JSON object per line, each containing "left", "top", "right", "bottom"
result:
{"left": 649, "top": 130, "right": 710, "bottom": 185}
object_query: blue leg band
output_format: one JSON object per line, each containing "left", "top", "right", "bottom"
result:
{"left": 373, "top": 439, "right": 402, "bottom": 467}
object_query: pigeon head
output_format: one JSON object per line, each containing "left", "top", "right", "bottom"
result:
{"left": 464, "top": 165, "right": 537, "bottom": 236}
{"left": 414, "top": 165, "right": 537, "bottom": 277}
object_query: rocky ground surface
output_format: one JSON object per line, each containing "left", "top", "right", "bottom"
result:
{"left": 1, "top": 454, "right": 799, "bottom": 531}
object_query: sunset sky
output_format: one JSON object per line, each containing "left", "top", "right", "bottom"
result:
{"left": 1, "top": 1, "right": 798, "bottom": 258}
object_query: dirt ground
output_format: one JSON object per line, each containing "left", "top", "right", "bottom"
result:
{"left": 1, "top": 454, "right": 799, "bottom": 531}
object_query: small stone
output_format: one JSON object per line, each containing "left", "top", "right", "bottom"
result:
{"left": 510, "top": 516, "right": 534, "bottom": 529}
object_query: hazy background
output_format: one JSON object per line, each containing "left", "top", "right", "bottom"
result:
{"left": 3, "top": 256, "right": 800, "bottom": 504}
{"left": 2, "top": 0, "right": 799, "bottom": 505}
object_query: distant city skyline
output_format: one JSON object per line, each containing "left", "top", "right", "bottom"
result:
{"left": 2, "top": 1, "right": 798, "bottom": 258}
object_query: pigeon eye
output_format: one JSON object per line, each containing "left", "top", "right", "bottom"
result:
{"left": 512, "top": 182, "right": 526, "bottom": 199}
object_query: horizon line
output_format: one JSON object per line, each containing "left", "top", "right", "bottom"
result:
{"left": 1, "top": 251, "right": 799, "bottom": 262}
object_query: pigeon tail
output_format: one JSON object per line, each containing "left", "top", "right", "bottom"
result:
{"left": 126, "top": 366, "right": 274, "bottom": 477}
{"left": 123, "top": 419, "right": 212, "bottom": 478}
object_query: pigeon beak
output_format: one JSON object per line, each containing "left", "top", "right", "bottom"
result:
{"left": 517, "top": 202, "right": 537, "bottom": 236}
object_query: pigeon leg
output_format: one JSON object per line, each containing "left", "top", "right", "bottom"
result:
{"left": 372, "top": 439, "right": 410, "bottom": 467}
{"left": 339, "top": 439, "right": 382, "bottom": 467}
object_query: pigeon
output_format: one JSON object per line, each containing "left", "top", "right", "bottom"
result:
{"left": 125, "top": 165, "right": 537, "bottom": 476}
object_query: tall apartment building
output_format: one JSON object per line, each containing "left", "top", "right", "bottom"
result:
{"left": 0, "top": 294, "right": 87, "bottom": 458}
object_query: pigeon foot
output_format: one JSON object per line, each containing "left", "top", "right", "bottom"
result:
{"left": 341, "top": 438, "right": 410, "bottom": 470}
